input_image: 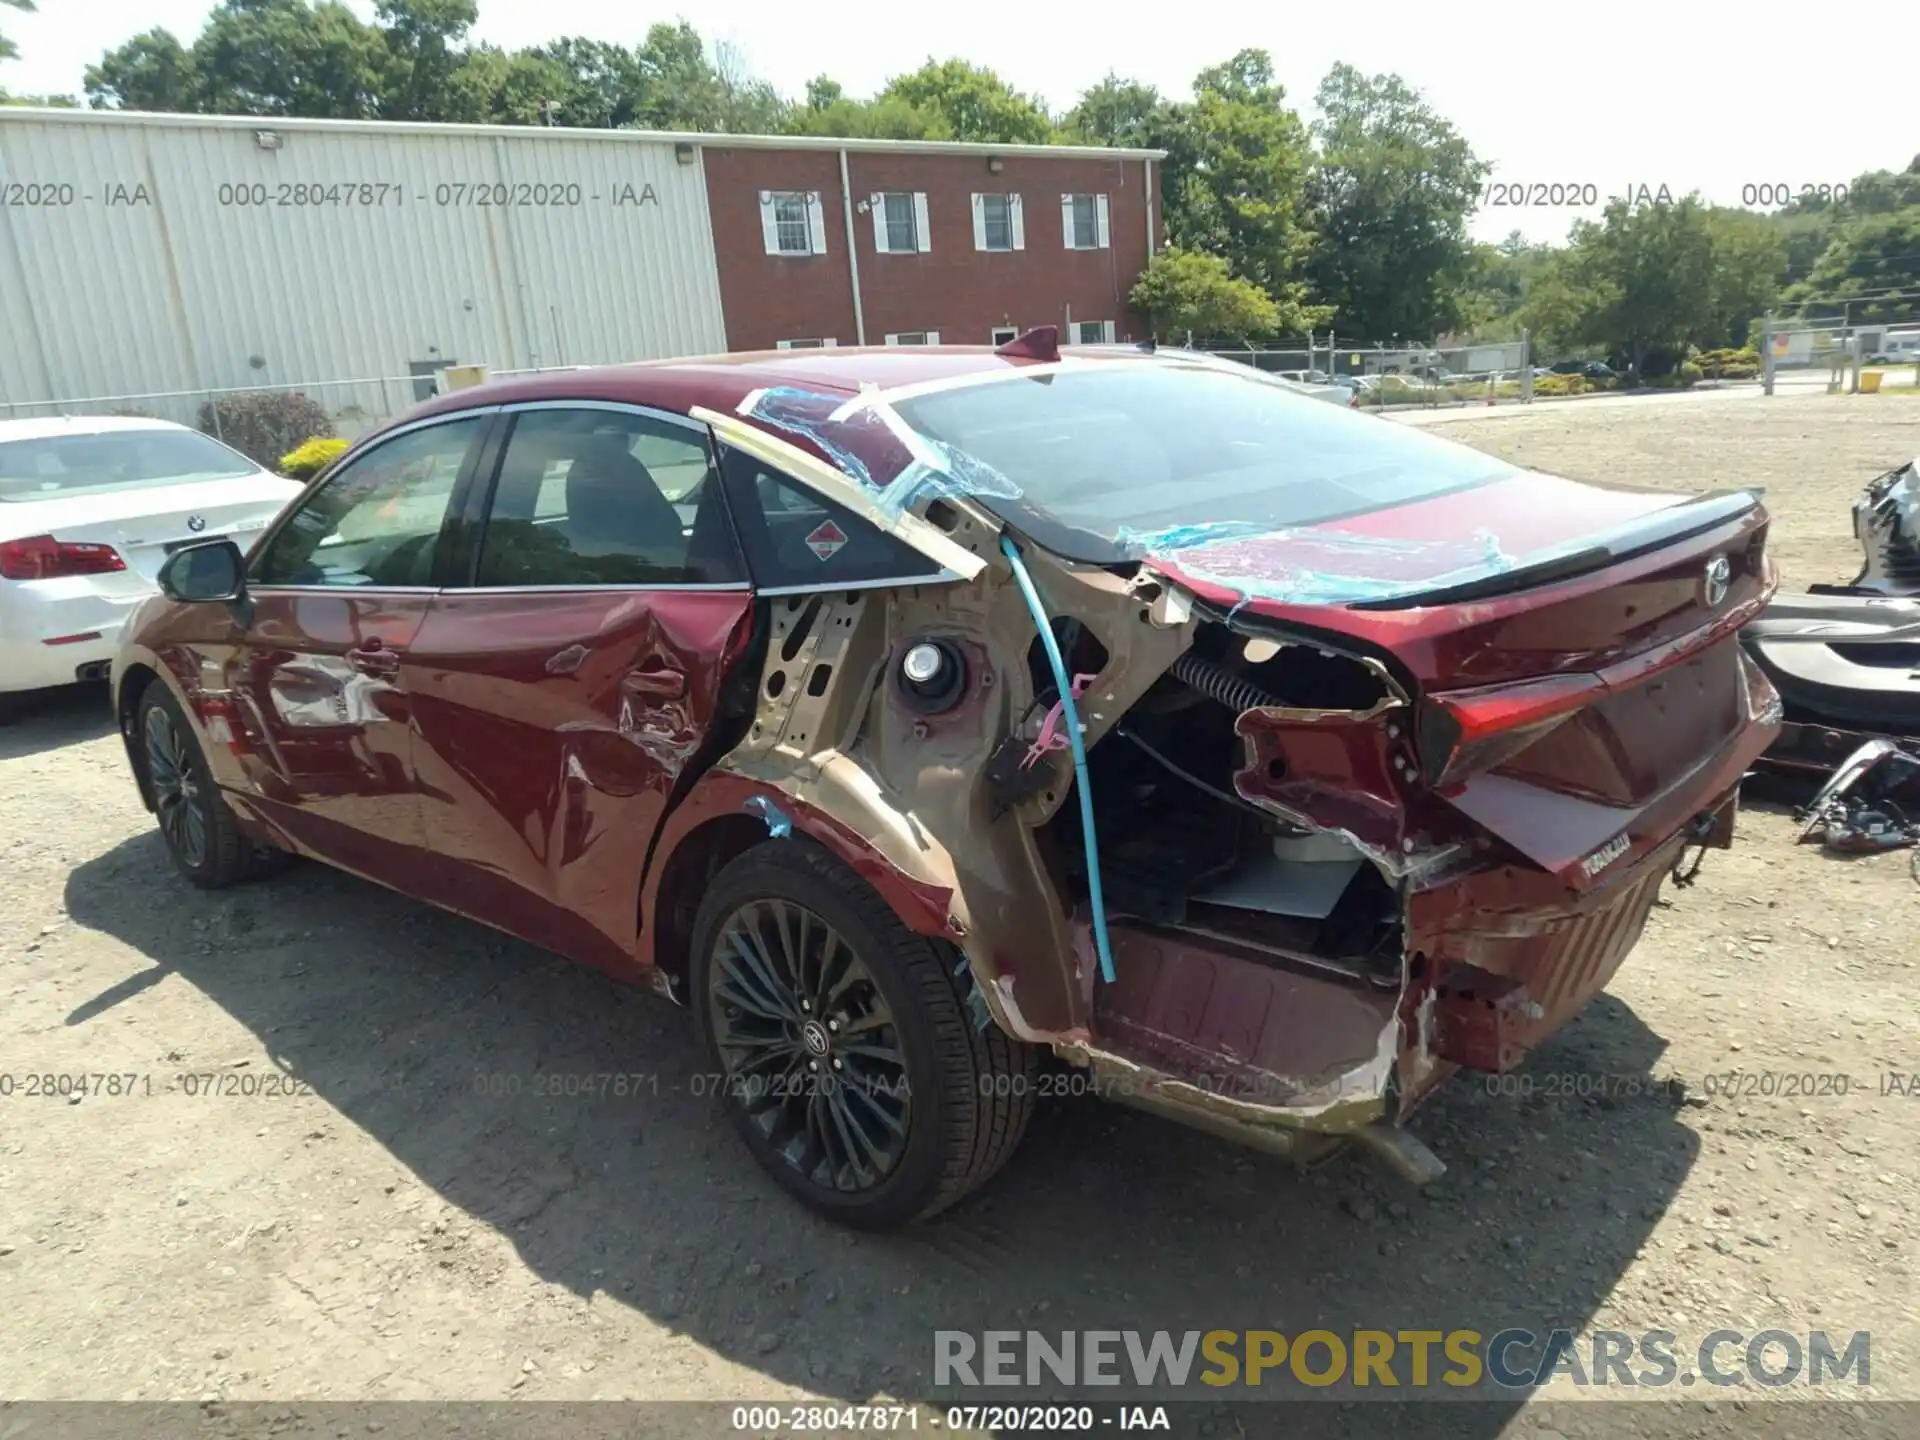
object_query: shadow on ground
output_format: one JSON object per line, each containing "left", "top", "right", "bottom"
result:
{"left": 63, "top": 832, "right": 1701, "bottom": 1437}
{"left": 0, "top": 682, "right": 116, "bottom": 760}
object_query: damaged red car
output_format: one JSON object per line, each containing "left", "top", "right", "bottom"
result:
{"left": 111, "top": 335, "right": 1783, "bottom": 1228}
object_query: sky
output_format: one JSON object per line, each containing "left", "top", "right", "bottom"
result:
{"left": 5, "top": 0, "right": 1917, "bottom": 245}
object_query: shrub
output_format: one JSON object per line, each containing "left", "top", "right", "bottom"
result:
{"left": 279, "top": 436, "right": 350, "bottom": 479}
{"left": 1677, "top": 361, "right": 1704, "bottom": 387}
{"left": 1532, "top": 373, "right": 1588, "bottom": 396}
{"left": 198, "top": 391, "right": 335, "bottom": 469}
{"left": 1695, "top": 346, "right": 1760, "bottom": 380}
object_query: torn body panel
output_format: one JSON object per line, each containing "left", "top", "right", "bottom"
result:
{"left": 647, "top": 375, "right": 1785, "bottom": 1183}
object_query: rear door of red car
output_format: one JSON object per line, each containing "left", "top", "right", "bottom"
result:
{"left": 220, "top": 411, "right": 494, "bottom": 881}
{"left": 401, "top": 401, "right": 757, "bottom": 973}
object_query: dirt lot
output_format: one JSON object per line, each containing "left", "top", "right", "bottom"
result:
{"left": 2, "top": 391, "right": 1918, "bottom": 1437}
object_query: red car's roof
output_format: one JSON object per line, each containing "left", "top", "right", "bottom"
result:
{"left": 404, "top": 346, "right": 1064, "bottom": 427}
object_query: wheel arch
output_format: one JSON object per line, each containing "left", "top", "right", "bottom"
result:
{"left": 639, "top": 770, "right": 958, "bottom": 999}
{"left": 113, "top": 656, "right": 168, "bottom": 812}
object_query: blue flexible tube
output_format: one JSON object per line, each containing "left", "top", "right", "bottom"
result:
{"left": 998, "top": 534, "right": 1117, "bottom": 985}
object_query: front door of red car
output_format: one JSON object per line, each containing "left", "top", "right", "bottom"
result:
{"left": 222, "top": 413, "right": 492, "bottom": 881}
{"left": 402, "top": 403, "right": 756, "bottom": 972}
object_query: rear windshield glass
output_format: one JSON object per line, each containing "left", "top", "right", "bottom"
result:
{"left": 0, "top": 429, "right": 257, "bottom": 502}
{"left": 890, "top": 364, "right": 1522, "bottom": 562}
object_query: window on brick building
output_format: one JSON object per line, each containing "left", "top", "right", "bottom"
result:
{"left": 1062, "top": 193, "right": 1110, "bottom": 250}
{"left": 1071, "top": 320, "right": 1116, "bottom": 344}
{"left": 761, "top": 190, "right": 827, "bottom": 256}
{"left": 871, "top": 192, "right": 931, "bottom": 253}
{"left": 971, "top": 193, "right": 1024, "bottom": 251}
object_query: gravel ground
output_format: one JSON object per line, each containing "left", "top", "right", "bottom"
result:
{"left": 2, "top": 391, "right": 1917, "bottom": 1438}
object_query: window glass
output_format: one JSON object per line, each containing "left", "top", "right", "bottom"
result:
{"left": 891, "top": 365, "right": 1520, "bottom": 565}
{"left": 0, "top": 427, "right": 256, "bottom": 502}
{"left": 472, "top": 409, "right": 742, "bottom": 587}
{"left": 773, "top": 193, "right": 811, "bottom": 254}
{"left": 882, "top": 192, "right": 917, "bottom": 251}
{"left": 1070, "top": 194, "right": 1098, "bottom": 248}
{"left": 252, "top": 418, "right": 478, "bottom": 587}
{"left": 981, "top": 194, "right": 1012, "bottom": 250}
{"left": 718, "top": 444, "right": 947, "bottom": 590}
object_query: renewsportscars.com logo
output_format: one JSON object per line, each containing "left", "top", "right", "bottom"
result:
{"left": 934, "top": 1328, "right": 1871, "bottom": 1395}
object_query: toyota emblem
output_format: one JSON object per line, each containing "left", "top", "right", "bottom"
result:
{"left": 186, "top": 514, "right": 207, "bottom": 533}
{"left": 1702, "top": 554, "right": 1731, "bottom": 608}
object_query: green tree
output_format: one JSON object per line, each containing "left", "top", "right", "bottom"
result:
{"left": 1787, "top": 209, "right": 1920, "bottom": 323}
{"left": 1523, "top": 196, "right": 1784, "bottom": 374}
{"left": 85, "top": 29, "right": 201, "bottom": 109}
{"left": 0, "top": 0, "right": 32, "bottom": 63}
{"left": 1454, "top": 231, "right": 1556, "bottom": 340}
{"left": 1305, "top": 63, "right": 1489, "bottom": 340}
{"left": 1059, "top": 73, "right": 1164, "bottom": 148}
{"left": 373, "top": 0, "right": 476, "bottom": 122}
{"left": 181, "top": 0, "right": 386, "bottom": 118}
{"left": 1155, "top": 50, "right": 1319, "bottom": 330}
{"left": 878, "top": 59, "right": 1052, "bottom": 144}
{"left": 1129, "top": 247, "right": 1282, "bottom": 342}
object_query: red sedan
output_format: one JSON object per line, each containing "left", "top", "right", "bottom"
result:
{"left": 111, "top": 337, "right": 1782, "bottom": 1228}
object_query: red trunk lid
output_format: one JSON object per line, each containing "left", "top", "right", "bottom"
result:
{"left": 1145, "top": 477, "right": 1783, "bottom": 884}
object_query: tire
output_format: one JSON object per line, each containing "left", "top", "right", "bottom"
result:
{"left": 137, "top": 685, "right": 282, "bottom": 889}
{"left": 689, "top": 839, "right": 1037, "bottom": 1228}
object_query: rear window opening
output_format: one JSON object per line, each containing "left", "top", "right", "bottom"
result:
{"left": 1038, "top": 622, "right": 1402, "bottom": 989}
{"left": 892, "top": 364, "right": 1518, "bottom": 565}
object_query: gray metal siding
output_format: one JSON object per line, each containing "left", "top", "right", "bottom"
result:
{"left": 0, "top": 113, "right": 729, "bottom": 413}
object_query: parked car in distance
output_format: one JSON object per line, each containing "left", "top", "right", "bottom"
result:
{"left": 1, "top": 417, "right": 304, "bottom": 721}
{"left": 112, "top": 340, "right": 1782, "bottom": 1227}
{"left": 1550, "top": 360, "right": 1616, "bottom": 379}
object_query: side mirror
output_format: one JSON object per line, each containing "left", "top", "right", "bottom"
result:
{"left": 158, "top": 538, "right": 247, "bottom": 604}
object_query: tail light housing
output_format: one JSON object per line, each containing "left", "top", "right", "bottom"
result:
{"left": 1417, "top": 671, "right": 1605, "bottom": 789}
{"left": 0, "top": 535, "right": 128, "bottom": 581}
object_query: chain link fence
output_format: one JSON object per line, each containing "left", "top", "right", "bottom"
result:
{"left": 1762, "top": 302, "right": 1920, "bottom": 396}
{"left": 1, "top": 375, "right": 435, "bottom": 443}
{"left": 1198, "top": 334, "right": 1536, "bottom": 409}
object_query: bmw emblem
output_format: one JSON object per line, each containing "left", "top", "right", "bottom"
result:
{"left": 1702, "top": 554, "right": 1731, "bottom": 608}
{"left": 186, "top": 514, "right": 207, "bottom": 533}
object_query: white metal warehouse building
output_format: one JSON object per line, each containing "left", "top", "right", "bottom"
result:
{"left": 0, "top": 107, "right": 730, "bottom": 428}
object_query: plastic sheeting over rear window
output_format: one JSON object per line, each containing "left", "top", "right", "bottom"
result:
{"left": 890, "top": 366, "right": 1521, "bottom": 565}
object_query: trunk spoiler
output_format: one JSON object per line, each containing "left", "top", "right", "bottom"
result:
{"left": 1343, "top": 489, "right": 1764, "bottom": 611}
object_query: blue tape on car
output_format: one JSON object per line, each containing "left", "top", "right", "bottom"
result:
{"left": 998, "top": 534, "right": 1117, "bottom": 987}
{"left": 744, "top": 795, "right": 793, "bottom": 839}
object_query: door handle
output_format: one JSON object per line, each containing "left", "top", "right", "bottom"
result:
{"left": 622, "top": 665, "right": 687, "bottom": 700}
{"left": 348, "top": 639, "right": 401, "bottom": 677}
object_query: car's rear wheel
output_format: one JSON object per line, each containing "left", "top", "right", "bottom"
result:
{"left": 689, "top": 840, "right": 1036, "bottom": 1228}
{"left": 138, "top": 685, "right": 279, "bottom": 889}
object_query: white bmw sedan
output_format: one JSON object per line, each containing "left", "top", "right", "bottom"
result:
{"left": 0, "top": 417, "right": 305, "bottom": 719}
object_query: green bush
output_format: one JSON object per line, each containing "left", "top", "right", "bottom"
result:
{"left": 1694, "top": 347, "right": 1760, "bottom": 380}
{"left": 1677, "top": 361, "right": 1704, "bottom": 387}
{"left": 198, "top": 391, "right": 335, "bottom": 469}
{"left": 279, "top": 436, "right": 350, "bottom": 479}
{"left": 1533, "top": 373, "right": 1588, "bottom": 396}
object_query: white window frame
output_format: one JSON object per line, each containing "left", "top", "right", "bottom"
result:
{"left": 760, "top": 189, "right": 828, "bottom": 256}
{"left": 775, "top": 338, "right": 838, "bottom": 349}
{"left": 884, "top": 331, "right": 941, "bottom": 346}
{"left": 989, "top": 326, "right": 1020, "bottom": 345}
{"left": 1061, "top": 192, "right": 1111, "bottom": 250}
{"left": 971, "top": 192, "right": 1024, "bottom": 252}
{"left": 1071, "top": 320, "right": 1116, "bottom": 344}
{"left": 870, "top": 191, "right": 932, "bottom": 254}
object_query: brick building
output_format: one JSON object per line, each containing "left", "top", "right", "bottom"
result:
{"left": 0, "top": 109, "right": 1165, "bottom": 427}
{"left": 702, "top": 140, "right": 1162, "bottom": 350}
